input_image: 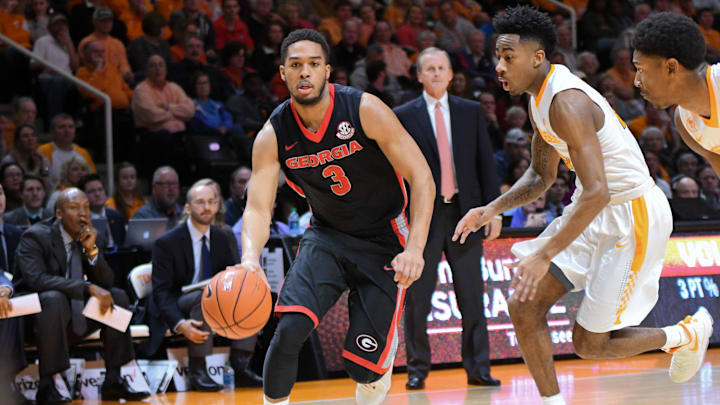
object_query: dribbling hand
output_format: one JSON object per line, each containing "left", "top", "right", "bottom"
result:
{"left": 227, "top": 263, "right": 270, "bottom": 290}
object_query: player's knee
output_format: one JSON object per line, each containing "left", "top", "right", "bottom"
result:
{"left": 508, "top": 295, "right": 546, "bottom": 326}
{"left": 573, "top": 332, "right": 605, "bottom": 360}
{"left": 344, "top": 360, "right": 382, "bottom": 384}
{"left": 272, "top": 313, "right": 315, "bottom": 353}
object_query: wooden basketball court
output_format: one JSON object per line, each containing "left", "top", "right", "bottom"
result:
{"left": 72, "top": 348, "right": 720, "bottom": 404}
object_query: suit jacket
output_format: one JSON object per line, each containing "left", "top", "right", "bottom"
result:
{"left": 4, "top": 206, "right": 51, "bottom": 229}
{"left": 149, "top": 222, "right": 241, "bottom": 335}
{"left": 13, "top": 218, "right": 113, "bottom": 299}
{"left": 2, "top": 222, "right": 22, "bottom": 275}
{"left": 394, "top": 94, "right": 500, "bottom": 238}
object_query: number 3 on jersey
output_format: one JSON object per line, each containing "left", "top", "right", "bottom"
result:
{"left": 322, "top": 165, "right": 351, "bottom": 196}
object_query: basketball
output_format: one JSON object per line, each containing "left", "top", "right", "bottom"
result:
{"left": 201, "top": 268, "right": 272, "bottom": 339}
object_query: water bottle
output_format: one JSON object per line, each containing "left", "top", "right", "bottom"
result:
{"left": 288, "top": 208, "right": 300, "bottom": 236}
{"left": 223, "top": 361, "right": 235, "bottom": 390}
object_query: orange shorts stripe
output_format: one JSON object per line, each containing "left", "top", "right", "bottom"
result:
{"left": 614, "top": 195, "right": 649, "bottom": 325}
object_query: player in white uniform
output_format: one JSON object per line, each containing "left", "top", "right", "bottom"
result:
{"left": 454, "top": 7, "right": 714, "bottom": 405}
{"left": 633, "top": 12, "right": 720, "bottom": 176}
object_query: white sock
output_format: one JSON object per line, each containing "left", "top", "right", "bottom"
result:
{"left": 264, "top": 397, "right": 289, "bottom": 405}
{"left": 541, "top": 393, "right": 566, "bottom": 405}
{"left": 662, "top": 324, "right": 690, "bottom": 350}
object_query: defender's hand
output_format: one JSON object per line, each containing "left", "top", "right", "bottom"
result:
{"left": 453, "top": 206, "right": 498, "bottom": 244}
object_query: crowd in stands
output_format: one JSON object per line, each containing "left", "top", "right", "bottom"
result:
{"left": 3, "top": 0, "right": 720, "bottom": 401}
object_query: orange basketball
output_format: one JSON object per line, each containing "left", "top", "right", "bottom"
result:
{"left": 201, "top": 268, "right": 272, "bottom": 339}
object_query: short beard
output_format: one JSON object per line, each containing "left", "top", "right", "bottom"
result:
{"left": 292, "top": 79, "right": 327, "bottom": 106}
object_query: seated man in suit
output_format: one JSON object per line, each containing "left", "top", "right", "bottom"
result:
{"left": 78, "top": 173, "right": 126, "bottom": 247}
{"left": 14, "top": 188, "right": 150, "bottom": 403}
{"left": 0, "top": 271, "right": 30, "bottom": 405}
{"left": 0, "top": 184, "right": 23, "bottom": 276}
{"left": 150, "top": 180, "right": 261, "bottom": 391}
{"left": 4, "top": 174, "right": 51, "bottom": 228}
{"left": 134, "top": 166, "right": 183, "bottom": 226}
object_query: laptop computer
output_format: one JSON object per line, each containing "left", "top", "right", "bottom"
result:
{"left": 122, "top": 218, "right": 169, "bottom": 250}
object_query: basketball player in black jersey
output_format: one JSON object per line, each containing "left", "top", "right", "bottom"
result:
{"left": 232, "top": 29, "right": 435, "bottom": 405}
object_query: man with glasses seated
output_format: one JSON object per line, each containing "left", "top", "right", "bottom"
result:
{"left": 134, "top": 166, "right": 183, "bottom": 226}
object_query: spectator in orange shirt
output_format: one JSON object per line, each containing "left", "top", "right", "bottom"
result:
{"left": 78, "top": 7, "right": 134, "bottom": 83}
{"left": 0, "top": 0, "right": 32, "bottom": 102}
{"left": 395, "top": 4, "right": 428, "bottom": 51}
{"left": 213, "top": 0, "right": 253, "bottom": 51}
{"left": 171, "top": 19, "right": 206, "bottom": 62}
{"left": 76, "top": 40, "right": 134, "bottom": 111}
{"left": 107, "top": 161, "right": 146, "bottom": 222}
{"left": 318, "top": 1, "right": 351, "bottom": 45}
{"left": 372, "top": 20, "right": 412, "bottom": 78}
{"left": 169, "top": 0, "right": 217, "bottom": 60}
{"left": 131, "top": 54, "right": 194, "bottom": 172}
{"left": 358, "top": 3, "right": 375, "bottom": 47}
{"left": 220, "top": 41, "right": 255, "bottom": 91}
{"left": 698, "top": 8, "right": 720, "bottom": 61}
{"left": 604, "top": 47, "right": 635, "bottom": 101}
{"left": 119, "top": 0, "right": 164, "bottom": 42}
{"left": 3, "top": 97, "right": 37, "bottom": 154}
{"left": 384, "top": 0, "right": 409, "bottom": 29}
{"left": 38, "top": 114, "right": 97, "bottom": 189}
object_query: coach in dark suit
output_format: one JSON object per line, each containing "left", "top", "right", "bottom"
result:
{"left": 14, "top": 188, "right": 149, "bottom": 403}
{"left": 394, "top": 47, "right": 502, "bottom": 390}
{"left": 150, "top": 180, "right": 261, "bottom": 391}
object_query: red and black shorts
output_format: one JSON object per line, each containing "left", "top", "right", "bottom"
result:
{"left": 275, "top": 225, "right": 406, "bottom": 375}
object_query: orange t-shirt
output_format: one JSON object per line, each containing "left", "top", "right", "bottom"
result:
{"left": 76, "top": 64, "right": 134, "bottom": 110}
{"left": 107, "top": 195, "right": 146, "bottom": 220}
{"left": 78, "top": 33, "right": 132, "bottom": 75}
{"left": 700, "top": 26, "right": 720, "bottom": 52}
{"left": 0, "top": 10, "right": 31, "bottom": 49}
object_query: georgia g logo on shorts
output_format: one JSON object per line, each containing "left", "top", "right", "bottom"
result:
{"left": 336, "top": 121, "right": 355, "bottom": 140}
{"left": 356, "top": 334, "right": 378, "bottom": 352}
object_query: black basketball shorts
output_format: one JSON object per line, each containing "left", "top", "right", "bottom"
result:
{"left": 275, "top": 224, "right": 407, "bottom": 375}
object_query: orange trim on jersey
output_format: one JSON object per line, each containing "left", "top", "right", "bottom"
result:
{"left": 290, "top": 84, "right": 336, "bottom": 143}
{"left": 285, "top": 177, "right": 306, "bottom": 198}
{"left": 275, "top": 304, "right": 319, "bottom": 328}
{"left": 614, "top": 195, "right": 649, "bottom": 325}
{"left": 535, "top": 64, "right": 556, "bottom": 108}
{"left": 341, "top": 287, "right": 406, "bottom": 374}
{"left": 702, "top": 67, "right": 719, "bottom": 128}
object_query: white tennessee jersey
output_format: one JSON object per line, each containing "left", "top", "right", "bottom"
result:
{"left": 529, "top": 64, "right": 653, "bottom": 201}
{"left": 677, "top": 63, "right": 720, "bottom": 154}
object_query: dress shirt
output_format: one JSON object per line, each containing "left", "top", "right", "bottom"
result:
{"left": 423, "top": 90, "right": 458, "bottom": 192}
{"left": 187, "top": 218, "right": 211, "bottom": 284}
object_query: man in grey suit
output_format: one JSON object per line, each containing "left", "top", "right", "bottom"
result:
{"left": 394, "top": 47, "right": 501, "bottom": 390}
{"left": 13, "top": 188, "right": 149, "bottom": 404}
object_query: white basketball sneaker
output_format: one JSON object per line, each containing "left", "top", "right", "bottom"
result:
{"left": 356, "top": 369, "right": 392, "bottom": 405}
{"left": 666, "top": 307, "right": 714, "bottom": 383}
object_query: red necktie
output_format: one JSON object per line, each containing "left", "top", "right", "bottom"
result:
{"left": 434, "top": 102, "right": 455, "bottom": 200}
